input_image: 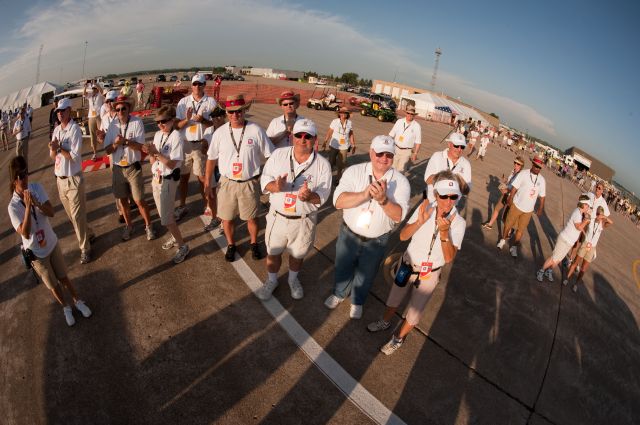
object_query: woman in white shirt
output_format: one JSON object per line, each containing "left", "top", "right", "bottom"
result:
{"left": 321, "top": 107, "right": 355, "bottom": 183}
{"left": 482, "top": 156, "right": 524, "bottom": 229}
{"left": 144, "top": 105, "right": 189, "bottom": 264}
{"left": 7, "top": 156, "right": 92, "bottom": 327}
{"left": 367, "top": 170, "right": 467, "bottom": 355}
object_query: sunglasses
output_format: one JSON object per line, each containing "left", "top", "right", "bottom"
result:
{"left": 16, "top": 171, "right": 28, "bottom": 180}
{"left": 227, "top": 110, "right": 244, "bottom": 115}
{"left": 514, "top": 162, "right": 523, "bottom": 166}
{"left": 294, "top": 132, "right": 314, "bottom": 140}
{"left": 375, "top": 152, "right": 394, "bottom": 159}
{"left": 281, "top": 102, "right": 295, "bottom": 107}
{"left": 532, "top": 164, "right": 541, "bottom": 169}
{"left": 438, "top": 194, "right": 459, "bottom": 201}
{"left": 155, "top": 118, "right": 171, "bottom": 124}
{"left": 192, "top": 82, "right": 204, "bottom": 86}
{"left": 115, "top": 107, "right": 128, "bottom": 112}
{"left": 451, "top": 145, "right": 465, "bottom": 150}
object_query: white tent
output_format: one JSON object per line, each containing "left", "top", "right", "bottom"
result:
{"left": 400, "top": 92, "right": 487, "bottom": 124}
{"left": 0, "top": 81, "right": 62, "bottom": 112}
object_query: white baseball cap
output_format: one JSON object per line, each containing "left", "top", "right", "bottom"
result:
{"left": 55, "top": 98, "right": 72, "bottom": 111}
{"left": 370, "top": 135, "right": 395, "bottom": 155}
{"left": 191, "top": 74, "right": 206, "bottom": 84}
{"left": 105, "top": 90, "right": 118, "bottom": 101}
{"left": 434, "top": 179, "right": 462, "bottom": 197}
{"left": 292, "top": 119, "right": 317, "bottom": 137}
{"left": 447, "top": 132, "right": 467, "bottom": 147}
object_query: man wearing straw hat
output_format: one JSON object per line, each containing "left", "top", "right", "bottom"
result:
{"left": 104, "top": 95, "right": 156, "bottom": 242}
{"left": 266, "top": 90, "right": 305, "bottom": 149}
{"left": 204, "top": 94, "right": 274, "bottom": 262}
{"left": 389, "top": 104, "right": 422, "bottom": 173}
{"left": 321, "top": 106, "right": 355, "bottom": 183}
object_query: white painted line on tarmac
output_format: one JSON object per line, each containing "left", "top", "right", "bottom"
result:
{"left": 200, "top": 216, "right": 407, "bottom": 425}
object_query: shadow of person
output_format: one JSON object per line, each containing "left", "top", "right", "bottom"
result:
{"left": 531, "top": 272, "right": 640, "bottom": 424}
{"left": 536, "top": 208, "right": 559, "bottom": 253}
{"left": 485, "top": 175, "right": 502, "bottom": 218}
{"left": 527, "top": 215, "right": 545, "bottom": 266}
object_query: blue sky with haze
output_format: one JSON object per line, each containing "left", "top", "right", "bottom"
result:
{"left": 0, "top": 0, "right": 637, "bottom": 194}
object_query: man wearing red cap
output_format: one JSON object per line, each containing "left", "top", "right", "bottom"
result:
{"left": 266, "top": 91, "right": 305, "bottom": 149}
{"left": 497, "top": 155, "right": 546, "bottom": 257}
{"left": 204, "top": 94, "right": 274, "bottom": 262}
{"left": 174, "top": 74, "right": 218, "bottom": 222}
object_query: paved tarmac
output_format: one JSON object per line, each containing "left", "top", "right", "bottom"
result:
{"left": 0, "top": 97, "right": 639, "bottom": 425}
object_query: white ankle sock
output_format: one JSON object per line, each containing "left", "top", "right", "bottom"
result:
{"left": 268, "top": 272, "right": 278, "bottom": 283}
{"left": 288, "top": 270, "right": 299, "bottom": 283}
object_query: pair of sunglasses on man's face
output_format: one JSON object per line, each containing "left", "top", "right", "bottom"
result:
{"left": 438, "top": 194, "right": 459, "bottom": 201}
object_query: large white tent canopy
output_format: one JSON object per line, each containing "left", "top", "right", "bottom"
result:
{"left": 0, "top": 82, "right": 62, "bottom": 111}
{"left": 399, "top": 92, "right": 487, "bottom": 124}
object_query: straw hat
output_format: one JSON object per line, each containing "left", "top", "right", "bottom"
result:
{"left": 223, "top": 94, "right": 251, "bottom": 112}
{"left": 276, "top": 90, "right": 300, "bottom": 105}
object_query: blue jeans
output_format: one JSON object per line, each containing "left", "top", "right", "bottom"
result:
{"left": 333, "top": 223, "right": 390, "bottom": 306}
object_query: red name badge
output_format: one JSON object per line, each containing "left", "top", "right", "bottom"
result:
{"left": 284, "top": 193, "right": 297, "bottom": 213}
{"left": 36, "top": 229, "right": 47, "bottom": 248}
{"left": 232, "top": 162, "right": 243, "bottom": 179}
{"left": 419, "top": 261, "right": 433, "bottom": 280}
{"left": 529, "top": 188, "right": 537, "bottom": 198}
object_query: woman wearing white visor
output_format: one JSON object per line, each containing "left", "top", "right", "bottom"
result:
{"left": 368, "top": 170, "right": 467, "bottom": 355}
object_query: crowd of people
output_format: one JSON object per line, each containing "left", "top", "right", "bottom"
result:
{"left": 4, "top": 79, "right": 628, "bottom": 355}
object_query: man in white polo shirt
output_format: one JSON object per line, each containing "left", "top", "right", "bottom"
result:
{"left": 13, "top": 108, "right": 31, "bottom": 164}
{"left": 266, "top": 90, "right": 305, "bottom": 149}
{"left": 174, "top": 74, "right": 218, "bottom": 221}
{"left": 83, "top": 82, "right": 104, "bottom": 160}
{"left": 257, "top": 119, "right": 332, "bottom": 301}
{"left": 389, "top": 104, "right": 421, "bottom": 173}
{"left": 497, "top": 155, "right": 546, "bottom": 257}
{"left": 423, "top": 132, "right": 472, "bottom": 202}
{"left": 104, "top": 96, "right": 156, "bottom": 241}
{"left": 204, "top": 94, "right": 274, "bottom": 262}
{"left": 49, "top": 98, "right": 95, "bottom": 264}
{"left": 325, "top": 135, "right": 411, "bottom": 319}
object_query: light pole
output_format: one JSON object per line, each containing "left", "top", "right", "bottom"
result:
{"left": 81, "top": 41, "right": 88, "bottom": 80}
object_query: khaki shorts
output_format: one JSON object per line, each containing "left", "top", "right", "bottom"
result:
{"left": 576, "top": 242, "right": 597, "bottom": 263}
{"left": 265, "top": 211, "right": 317, "bottom": 258}
{"left": 392, "top": 147, "right": 412, "bottom": 173}
{"left": 217, "top": 176, "right": 260, "bottom": 221}
{"left": 551, "top": 236, "right": 574, "bottom": 263}
{"left": 152, "top": 177, "right": 179, "bottom": 226}
{"left": 183, "top": 147, "right": 206, "bottom": 176}
{"left": 504, "top": 205, "right": 533, "bottom": 232}
{"left": 386, "top": 266, "right": 442, "bottom": 326}
{"left": 31, "top": 244, "right": 68, "bottom": 290}
{"left": 112, "top": 164, "right": 145, "bottom": 201}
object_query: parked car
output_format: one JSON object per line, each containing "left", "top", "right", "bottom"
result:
{"left": 117, "top": 79, "right": 126, "bottom": 87}
{"left": 233, "top": 74, "right": 245, "bottom": 81}
{"left": 102, "top": 81, "right": 113, "bottom": 89}
{"left": 169, "top": 75, "right": 178, "bottom": 82}
{"left": 180, "top": 75, "right": 190, "bottom": 81}
{"left": 130, "top": 77, "right": 138, "bottom": 84}
{"left": 221, "top": 72, "right": 235, "bottom": 80}
{"left": 156, "top": 74, "right": 166, "bottom": 82}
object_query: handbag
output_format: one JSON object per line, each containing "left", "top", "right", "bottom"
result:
{"left": 394, "top": 260, "right": 415, "bottom": 287}
{"left": 20, "top": 247, "right": 35, "bottom": 270}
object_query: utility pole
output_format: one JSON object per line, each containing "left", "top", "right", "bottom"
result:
{"left": 35, "top": 44, "right": 44, "bottom": 84}
{"left": 430, "top": 47, "right": 442, "bottom": 92}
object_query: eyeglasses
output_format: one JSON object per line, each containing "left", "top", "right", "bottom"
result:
{"left": 514, "top": 162, "right": 523, "bottom": 166}
{"left": 16, "top": 171, "right": 28, "bottom": 180}
{"left": 192, "top": 82, "right": 204, "bottom": 87}
{"left": 281, "top": 102, "right": 295, "bottom": 107}
{"left": 227, "top": 110, "right": 244, "bottom": 115}
{"left": 294, "top": 132, "right": 314, "bottom": 141}
{"left": 438, "top": 194, "right": 459, "bottom": 201}
{"left": 115, "top": 107, "right": 128, "bottom": 112}
{"left": 155, "top": 118, "right": 171, "bottom": 124}
{"left": 532, "top": 164, "right": 541, "bottom": 169}
{"left": 375, "top": 152, "right": 394, "bottom": 159}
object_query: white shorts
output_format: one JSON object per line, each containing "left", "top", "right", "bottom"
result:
{"left": 551, "top": 236, "right": 573, "bottom": 263}
{"left": 265, "top": 210, "right": 317, "bottom": 259}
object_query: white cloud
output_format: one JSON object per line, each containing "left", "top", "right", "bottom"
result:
{"left": 0, "top": 0, "right": 553, "bottom": 137}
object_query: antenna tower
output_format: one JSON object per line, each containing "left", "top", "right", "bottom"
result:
{"left": 35, "top": 44, "right": 44, "bottom": 84}
{"left": 430, "top": 47, "right": 442, "bottom": 91}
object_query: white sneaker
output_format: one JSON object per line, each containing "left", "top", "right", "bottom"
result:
{"left": 536, "top": 269, "right": 544, "bottom": 282}
{"left": 145, "top": 225, "right": 157, "bottom": 241}
{"left": 496, "top": 239, "right": 506, "bottom": 249}
{"left": 63, "top": 306, "right": 76, "bottom": 326}
{"left": 162, "top": 235, "right": 176, "bottom": 250}
{"left": 510, "top": 246, "right": 518, "bottom": 258}
{"left": 74, "top": 300, "right": 92, "bottom": 318}
{"left": 257, "top": 279, "right": 279, "bottom": 301}
{"left": 288, "top": 278, "right": 304, "bottom": 300}
{"left": 380, "top": 336, "right": 404, "bottom": 355}
{"left": 172, "top": 244, "right": 190, "bottom": 264}
{"left": 350, "top": 304, "right": 363, "bottom": 319}
{"left": 367, "top": 319, "right": 391, "bottom": 332}
{"left": 562, "top": 279, "right": 568, "bottom": 286}
{"left": 545, "top": 269, "right": 554, "bottom": 282}
{"left": 324, "top": 294, "right": 344, "bottom": 309}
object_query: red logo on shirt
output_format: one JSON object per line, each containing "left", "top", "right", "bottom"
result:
{"left": 247, "top": 138, "right": 254, "bottom": 145}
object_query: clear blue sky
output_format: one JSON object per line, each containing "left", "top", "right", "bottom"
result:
{"left": 0, "top": 0, "right": 637, "bottom": 194}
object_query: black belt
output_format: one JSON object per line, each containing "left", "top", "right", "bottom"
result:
{"left": 227, "top": 175, "right": 260, "bottom": 183}
{"left": 114, "top": 161, "right": 140, "bottom": 169}
{"left": 57, "top": 173, "right": 80, "bottom": 180}
{"left": 395, "top": 144, "right": 412, "bottom": 150}
{"left": 342, "top": 222, "right": 384, "bottom": 243}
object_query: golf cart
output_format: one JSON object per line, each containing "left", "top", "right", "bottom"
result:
{"left": 307, "top": 85, "right": 343, "bottom": 111}
{"left": 360, "top": 94, "right": 397, "bottom": 122}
